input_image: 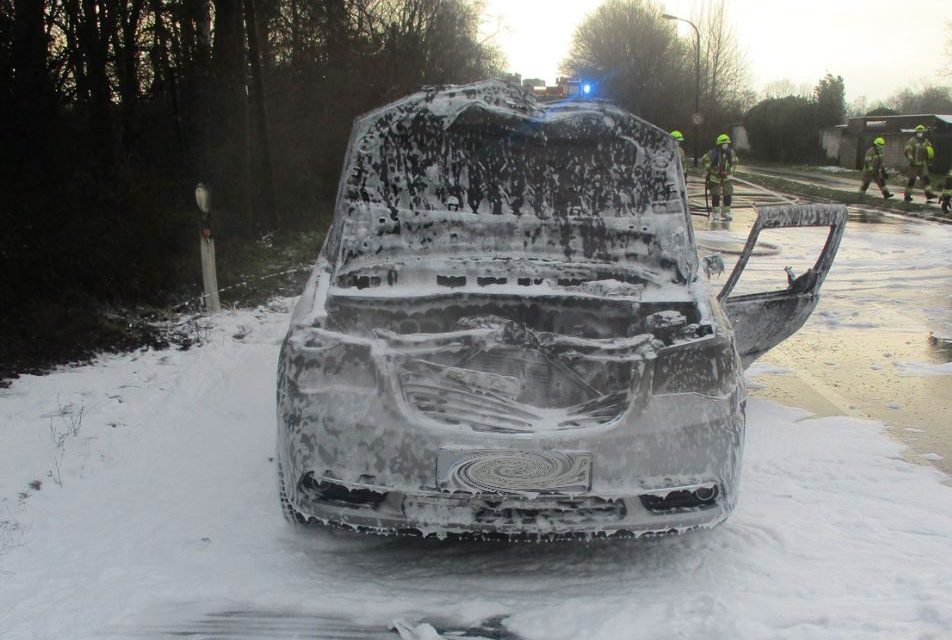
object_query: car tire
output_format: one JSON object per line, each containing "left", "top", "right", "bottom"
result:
{"left": 277, "top": 461, "right": 309, "bottom": 525}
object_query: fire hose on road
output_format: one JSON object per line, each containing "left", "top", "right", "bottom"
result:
{"left": 690, "top": 175, "right": 797, "bottom": 216}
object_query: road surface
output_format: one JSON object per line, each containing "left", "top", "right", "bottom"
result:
{"left": 688, "top": 174, "right": 952, "bottom": 475}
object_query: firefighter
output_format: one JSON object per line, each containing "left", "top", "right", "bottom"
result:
{"left": 671, "top": 130, "right": 687, "bottom": 177}
{"left": 702, "top": 133, "right": 737, "bottom": 221}
{"left": 940, "top": 168, "right": 952, "bottom": 215}
{"left": 859, "top": 137, "right": 894, "bottom": 199}
{"left": 903, "top": 124, "right": 936, "bottom": 202}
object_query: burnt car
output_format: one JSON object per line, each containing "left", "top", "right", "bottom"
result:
{"left": 276, "top": 80, "right": 846, "bottom": 539}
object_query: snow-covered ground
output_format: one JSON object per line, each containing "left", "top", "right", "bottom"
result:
{"left": 2, "top": 301, "right": 951, "bottom": 640}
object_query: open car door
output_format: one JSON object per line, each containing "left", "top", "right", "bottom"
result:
{"left": 719, "top": 203, "right": 848, "bottom": 368}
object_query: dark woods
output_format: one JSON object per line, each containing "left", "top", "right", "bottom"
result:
{"left": 0, "top": 0, "right": 500, "bottom": 371}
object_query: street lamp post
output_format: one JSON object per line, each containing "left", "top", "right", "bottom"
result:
{"left": 662, "top": 14, "right": 701, "bottom": 168}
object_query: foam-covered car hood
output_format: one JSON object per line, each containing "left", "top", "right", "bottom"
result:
{"left": 323, "top": 80, "right": 697, "bottom": 289}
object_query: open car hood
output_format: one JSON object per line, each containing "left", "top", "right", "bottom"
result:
{"left": 323, "top": 80, "right": 697, "bottom": 288}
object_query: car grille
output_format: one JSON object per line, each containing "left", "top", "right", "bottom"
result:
{"left": 473, "top": 495, "right": 627, "bottom": 526}
{"left": 402, "top": 493, "right": 628, "bottom": 528}
{"left": 404, "top": 381, "right": 538, "bottom": 432}
{"left": 400, "top": 358, "right": 629, "bottom": 432}
{"left": 463, "top": 349, "right": 557, "bottom": 389}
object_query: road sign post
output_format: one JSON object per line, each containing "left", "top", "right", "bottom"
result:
{"left": 691, "top": 112, "right": 704, "bottom": 168}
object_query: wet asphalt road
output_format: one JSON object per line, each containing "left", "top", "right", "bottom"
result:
{"left": 688, "top": 174, "right": 952, "bottom": 476}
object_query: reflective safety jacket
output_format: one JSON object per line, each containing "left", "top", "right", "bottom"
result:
{"left": 702, "top": 147, "right": 737, "bottom": 183}
{"left": 864, "top": 146, "right": 885, "bottom": 174}
{"left": 905, "top": 136, "right": 933, "bottom": 166}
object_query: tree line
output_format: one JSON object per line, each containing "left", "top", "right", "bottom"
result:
{"left": 744, "top": 73, "right": 846, "bottom": 163}
{"left": 0, "top": 0, "right": 500, "bottom": 371}
{"left": 562, "top": 0, "right": 752, "bottom": 155}
{"left": 564, "top": 1, "right": 951, "bottom": 164}
{"left": 560, "top": 0, "right": 841, "bottom": 163}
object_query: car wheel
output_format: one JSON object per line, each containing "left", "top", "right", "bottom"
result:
{"left": 277, "top": 461, "right": 309, "bottom": 525}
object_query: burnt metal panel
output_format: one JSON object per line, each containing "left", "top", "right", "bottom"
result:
{"left": 720, "top": 204, "right": 848, "bottom": 366}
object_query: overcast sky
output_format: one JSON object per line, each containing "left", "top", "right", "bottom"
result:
{"left": 481, "top": 0, "right": 951, "bottom": 104}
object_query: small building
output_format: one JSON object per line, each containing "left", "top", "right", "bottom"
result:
{"left": 829, "top": 114, "right": 952, "bottom": 173}
{"left": 820, "top": 125, "right": 846, "bottom": 161}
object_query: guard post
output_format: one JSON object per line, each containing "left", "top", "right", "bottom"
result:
{"left": 194, "top": 183, "right": 221, "bottom": 313}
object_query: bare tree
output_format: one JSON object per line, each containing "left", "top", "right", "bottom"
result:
{"left": 694, "top": 0, "right": 748, "bottom": 117}
{"left": 10, "top": 0, "right": 55, "bottom": 172}
{"left": 113, "top": 0, "right": 145, "bottom": 151}
{"left": 761, "top": 78, "right": 811, "bottom": 100}
{"left": 64, "top": 0, "right": 118, "bottom": 167}
{"left": 944, "top": 20, "right": 951, "bottom": 78}
{"left": 563, "top": 0, "right": 749, "bottom": 140}
{"left": 563, "top": 0, "right": 692, "bottom": 128}
{"left": 847, "top": 96, "right": 868, "bottom": 118}
{"left": 244, "top": 0, "right": 277, "bottom": 228}
{"left": 888, "top": 84, "right": 952, "bottom": 114}
{"left": 210, "top": 0, "right": 252, "bottom": 230}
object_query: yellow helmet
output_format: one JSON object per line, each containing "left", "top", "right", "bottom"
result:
{"left": 716, "top": 133, "right": 731, "bottom": 145}
{"left": 671, "top": 130, "right": 684, "bottom": 141}
{"left": 915, "top": 124, "right": 926, "bottom": 132}
{"left": 873, "top": 137, "right": 885, "bottom": 147}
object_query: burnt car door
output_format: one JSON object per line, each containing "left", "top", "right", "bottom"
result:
{"left": 717, "top": 203, "right": 848, "bottom": 368}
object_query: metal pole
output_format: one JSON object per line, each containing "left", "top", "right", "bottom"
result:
{"left": 663, "top": 15, "right": 701, "bottom": 167}
{"left": 692, "top": 21, "right": 700, "bottom": 168}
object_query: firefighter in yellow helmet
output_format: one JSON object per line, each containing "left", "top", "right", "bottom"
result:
{"left": 859, "top": 137, "right": 894, "bottom": 200}
{"left": 671, "top": 130, "right": 687, "bottom": 178}
{"left": 903, "top": 124, "right": 936, "bottom": 202}
{"left": 702, "top": 133, "right": 737, "bottom": 221}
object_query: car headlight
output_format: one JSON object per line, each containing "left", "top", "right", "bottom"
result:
{"left": 651, "top": 338, "right": 737, "bottom": 396}
{"left": 284, "top": 330, "right": 378, "bottom": 392}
